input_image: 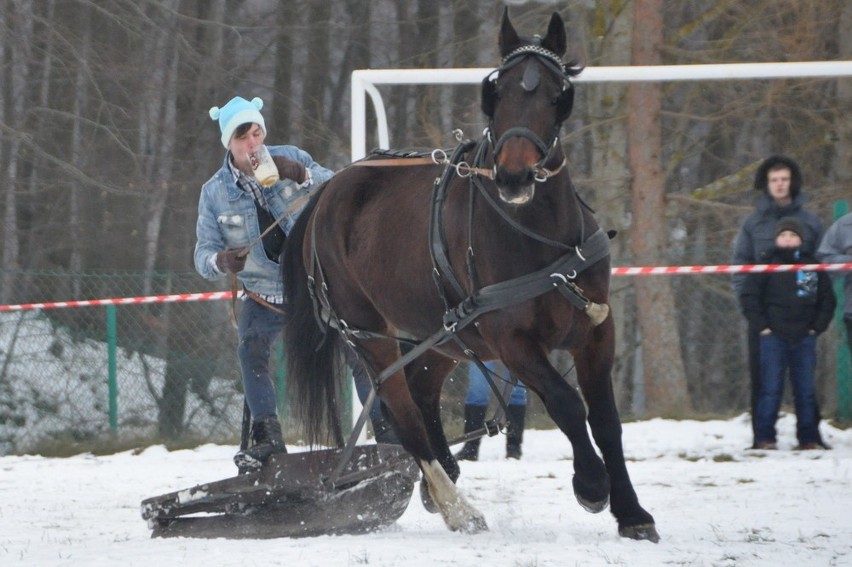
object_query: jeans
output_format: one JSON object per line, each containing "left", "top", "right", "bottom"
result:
{"left": 237, "top": 297, "right": 287, "bottom": 421}
{"left": 465, "top": 361, "right": 527, "bottom": 407}
{"left": 239, "top": 296, "right": 384, "bottom": 427}
{"left": 755, "top": 333, "right": 818, "bottom": 445}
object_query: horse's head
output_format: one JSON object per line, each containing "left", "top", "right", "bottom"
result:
{"left": 481, "top": 9, "right": 580, "bottom": 205}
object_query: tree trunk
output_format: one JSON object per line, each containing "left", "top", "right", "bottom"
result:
{"left": 326, "top": 1, "right": 371, "bottom": 153}
{"left": 301, "top": 1, "right": 331, "bottom": 158}
{"left": 580, "top": 0, "right": 637, "bottom": 414}
{"left": 1, "top": 1, "right": 35, "bottom": 304}
{"left": 834, "top": 2, "right": 852, "bottom": 195}
{"left": 273, "top": 0, "right": 298, "bottom": 142}
{"left": 16, "top": 1, "right": 54, "bottom": 300}
{"left": 452, "top": 0, "right": 481, "bottom": 127}
{"left": 69, "top": 5, "right": 91, "bottom": 298}
{"left": 627, "top": 0, "right": 692, "bottom": 416}
{"left": 139, "top": 1, "right": 180, "bottom": 295}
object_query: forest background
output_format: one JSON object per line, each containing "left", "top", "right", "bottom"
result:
{"left": 0, "top": 0, "right": 850, "bottom": 451}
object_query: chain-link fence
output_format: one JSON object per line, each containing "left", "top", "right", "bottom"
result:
{"left": 0, "top": 266, "right": 847, "bottom": 456}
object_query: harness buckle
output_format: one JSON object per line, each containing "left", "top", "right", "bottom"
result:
{"left": 483, "top": 418, "right": 501, "bottom": 437}
{"left": 431, "top": 148, "right": 448, "bottom": 165}
{"left": 338, "top": 319, "right": 357, "bottom": 347}
{"left": 443, "top": 314, "right": 459, "bottom": 333}
{"left": 455, "top": 161, "right": 473, "bottom": 178}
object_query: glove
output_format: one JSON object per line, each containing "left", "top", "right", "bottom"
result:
{"left": 216, "top": 249, "right": 247, "bottom": 274}
{"left": 272, "top": 156, "right": 307, "bottom": 184}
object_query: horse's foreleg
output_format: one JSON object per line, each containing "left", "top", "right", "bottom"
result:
{"left": 502, "top": 344, "right": 611, "bottom": 511}
{"left": 574, "top": 318, "right": 659, "bottom": 542}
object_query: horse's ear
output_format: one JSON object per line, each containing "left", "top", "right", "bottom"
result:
{"left": 499, "top": 7, "right": 523, "bottom": 57}
{"left": 541, "top": 12, "right": 567, "bottom": 57}
{"left": 481, "top": 75, "right": 497, "bottom": 118}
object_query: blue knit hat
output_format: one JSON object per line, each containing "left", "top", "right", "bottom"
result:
{"left": 208, "top": 96, "right": 266, "bottom": 148}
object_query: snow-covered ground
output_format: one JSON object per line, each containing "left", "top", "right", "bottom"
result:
{"left": 1, "top": 413, "right": 850, "bottom": 567}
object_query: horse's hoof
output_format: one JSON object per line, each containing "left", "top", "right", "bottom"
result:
{"left": 575, "top": 493, "right": 609, "bottom": 514}
{"left": 458, "top": 514, "right": 489, "bottom": 534}
{"left": 419, "top": 480, "right": 439, "bottom": 514}
{"left": 572, "top": 474, "right": 610, "bottom": 513}
{"left": 619, "top": 523, "right": 660, "bottom": 543}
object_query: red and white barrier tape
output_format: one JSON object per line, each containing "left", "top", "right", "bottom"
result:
{"left": 1, "top": 262, "right": 850, "bottom": 312}
{"left": 0, "top": 291, "right": 230, "bottom": 312}
{"left": 610, "top": 262, "right": 852, "bottom": 276}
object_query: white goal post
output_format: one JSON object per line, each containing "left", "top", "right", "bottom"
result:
{"left": 347, "top": 60, "right": 852, "bottom": 435}
{"left": 350, "top": 61, "right": 852, "bottom": 162}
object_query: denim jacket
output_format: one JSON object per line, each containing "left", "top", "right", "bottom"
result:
{"left": 193, "top": 145, "right": 332, "bottom": 297}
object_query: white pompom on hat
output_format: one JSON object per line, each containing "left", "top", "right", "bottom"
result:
{"left": 208, "top": 96, "right": 266, "bottom": 148}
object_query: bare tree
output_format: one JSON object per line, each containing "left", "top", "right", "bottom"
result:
{"left": 627, "top": 0, "right": 692, "bottom": 416}
{"left": 301, "top": 2, "right": 331, "bottom": 158}
{"left": 1, "top": 1, "right": 35, "bottom": 304}
{"left": 575, "top": 0, "right": 638, "bottom": 413}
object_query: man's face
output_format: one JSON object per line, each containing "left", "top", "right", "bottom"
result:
{"left": 228, "top": 123, "right": 266, "bottom": 171}
{"left": 767, "top": 167, "right": 792, "bottom": 204}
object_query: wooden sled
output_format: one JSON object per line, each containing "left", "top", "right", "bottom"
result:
{"left": 141, "top": 444, "right": 418, "bottom": 539}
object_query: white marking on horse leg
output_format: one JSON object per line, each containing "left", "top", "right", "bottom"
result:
{"left": 419, "top": 459, "right": 488, "bottom": 533}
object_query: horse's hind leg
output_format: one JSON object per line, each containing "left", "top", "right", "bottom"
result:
{"left": 361, "top": 341, "right": 487, "bottom": 533}
{"left": 574, "top": 317, "right": 659, "bottom": 542}
{"left": 403, "top": 351, "right": 463, "bottom": 512}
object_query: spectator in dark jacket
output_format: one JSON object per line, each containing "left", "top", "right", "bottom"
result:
{"left": 731, "top": 155, "right": 824, "bottom": 447}
{"left": 817, "top": 211, "right": 852, "bottom": 362}
{"left": 740, "top": 217, "right": 835, "bottom": 450}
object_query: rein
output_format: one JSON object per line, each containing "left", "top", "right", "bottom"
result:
{"left": 305, "top": 135, "right": 611, "bottom": 390}
{"left": 228, "top": 190, "right": 313, "bottom": 326}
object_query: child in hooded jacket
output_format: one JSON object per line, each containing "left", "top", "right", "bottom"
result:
{"left": 740, "top": 217, "right": 835, "bottom": 450}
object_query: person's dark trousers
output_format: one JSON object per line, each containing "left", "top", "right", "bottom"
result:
{"left": 238, "top": 296, "right": 286, "bottom": 422}
{"left": 455, "top": 404, "right": 487, "bottom": 461}
{"left": 233, "top": 297, "right": 288, "bottom": 469}
{"left": 755, "top": 334, "right": 819, "bottom": 446}
{"left": 349, "top": 347, "right": 399, "bottom": 444}
{"left": 747, "top": 326, "right": 761, "bottom": 445}
{"left": 505, "top": 404, "right": 525, "bottom": 459}
{"left": 749, "top": 325, "right": 825, "bottom": 448}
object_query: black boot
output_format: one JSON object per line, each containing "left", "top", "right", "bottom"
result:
{"left": 234, "top": 416, "right": 287, "bottom": 470}
{"left": 455, "top": 405, "right": 487, "bottom": 461}
{"left": 505, "top": 404, "right": 525, "bottom": 460}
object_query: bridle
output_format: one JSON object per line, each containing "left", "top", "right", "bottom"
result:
{"left": 481, "top": 44, "right": 577, "bottom": 181}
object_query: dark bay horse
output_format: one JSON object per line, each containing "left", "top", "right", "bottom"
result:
{"left": 282, "top": 10, "right": 658, "bottom": 542}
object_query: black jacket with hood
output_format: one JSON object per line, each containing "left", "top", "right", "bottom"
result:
{"left": 740, "top": 247, "right": 835, "bottom": 342}
{"left": 732, "top": 155, "right": 824, "bottom": 302}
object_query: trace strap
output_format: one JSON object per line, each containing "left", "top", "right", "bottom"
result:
{"left": 366, "top": 227, "right": 611, "bottom": 389}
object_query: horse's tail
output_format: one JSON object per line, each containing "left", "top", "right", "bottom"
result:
{"left": 282, "top": 190, "right": 344, "bottom": 448}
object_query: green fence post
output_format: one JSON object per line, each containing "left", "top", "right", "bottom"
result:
{"left": 833, "top": 200, "right": 851, "bottom": 422}
{"left": 106, "top": 305, "right": 118, "bottom": 432}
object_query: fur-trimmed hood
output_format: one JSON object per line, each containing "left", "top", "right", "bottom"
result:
{"left": 753, "top": 155, "right": 803, "bottom": 198}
